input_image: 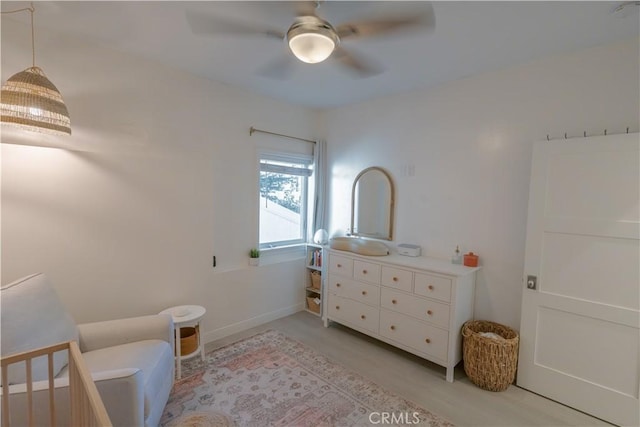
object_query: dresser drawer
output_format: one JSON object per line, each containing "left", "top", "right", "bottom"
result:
{"left": 414, "top": 273, "right": 452, "bottom": 302}
{"left": 328, "top": 295, "right": 380, "bottom": 334}
{"left": 380, "top": 288, "right": 450, "bottom": 329}
{"left": 381, "top": 266, "right": 413, "bottom": 292}
{"left": 328, "top": 277, "right": 380, "bottom": 307}
{"left": 379, "top": 309, "right": 448, "bottom": 361}
{"left": 329, "top": 255, "right": 354, "bottom": 277}
{"left": 353, "top": 260, "right": 381, "bottom": 284}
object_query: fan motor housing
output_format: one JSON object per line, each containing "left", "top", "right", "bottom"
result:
{"left": 286, "top": 15, "right": 340, "bottom": 46}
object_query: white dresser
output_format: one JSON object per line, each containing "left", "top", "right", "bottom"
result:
{"left": 324, "top": 249, "right": 479, "bottom": 382}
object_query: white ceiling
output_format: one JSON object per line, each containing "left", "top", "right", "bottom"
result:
{"left": 2, "top": 1, "right": 639, "bottom": 109}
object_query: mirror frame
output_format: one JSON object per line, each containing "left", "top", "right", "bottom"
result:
{"left": 350, "top": 166, "right": 395, "bottom": 241}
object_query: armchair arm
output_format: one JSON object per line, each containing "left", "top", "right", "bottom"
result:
{"left": 2, "top": 369, "right": 144, "bottom": 427}
{"left": 77, "top": 314, "right": 174, "bottom": 353}
{"left": 94, "top": 369, "right": 145, "bottom": 427}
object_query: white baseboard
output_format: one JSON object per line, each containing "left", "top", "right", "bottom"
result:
{"left": 201, "top": 303, "right": 304, "bottom": 344}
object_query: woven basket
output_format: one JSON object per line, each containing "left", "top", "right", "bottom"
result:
{"left": 179, "top": 326, "right": 198, "bottom": 355}
{"left": 462, "top": 320, "right": 519, "bottom": 392}
{"left": 306, "top": 296, "right": 320, "bottom": 314}
{"left": 310, "top": 271, "right": 321, "bottom": 289}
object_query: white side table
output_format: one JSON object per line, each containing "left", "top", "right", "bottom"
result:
{"left": 159, "top": 305, "right": 206, "bottom": 379}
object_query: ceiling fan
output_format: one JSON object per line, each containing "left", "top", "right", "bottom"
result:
{"left": 186, "top": 1, "right": 435, "bottom": 78}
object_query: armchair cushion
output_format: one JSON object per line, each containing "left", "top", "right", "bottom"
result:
{"left": 4, "top": 369, "right": 143, "bottom": 426}
{"left": 57, "top": 339, "right": 174, "bottom": 422}
{"left": 1, "top": 273, "right": 78, "bottom": 384}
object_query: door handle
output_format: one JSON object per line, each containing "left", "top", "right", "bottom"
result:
{"left": 526, "top": 275, "right": 537, "bottom": 290}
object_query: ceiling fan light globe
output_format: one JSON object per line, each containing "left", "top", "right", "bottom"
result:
{"left": 288, "top": 32, "right": 335, "bottom": 64}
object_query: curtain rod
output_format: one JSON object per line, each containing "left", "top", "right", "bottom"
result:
{"left": 249, "top": 126, "right": 316, "bottom": 144}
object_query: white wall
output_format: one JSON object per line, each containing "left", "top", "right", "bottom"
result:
{"left": 1, "top": 19, "right": 316, "bottom": 341}
{"left": 2, "top": 14, "right": 638, "bottom": 338}
{"left": 322, "top": 38, "right": 640, "bottom": 329}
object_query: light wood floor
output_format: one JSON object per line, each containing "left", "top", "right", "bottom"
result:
{"left": 204, "top": 311, "right": 611, "bottom": 427}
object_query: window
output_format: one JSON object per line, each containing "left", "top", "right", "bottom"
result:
{"left": 259, "top": 153, "right": 313, "bottom": 248}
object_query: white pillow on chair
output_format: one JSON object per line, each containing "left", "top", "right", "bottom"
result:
{"left": 1, "top": 273, "right": 79, "bottom": 384}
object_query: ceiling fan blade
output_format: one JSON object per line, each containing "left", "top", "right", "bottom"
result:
{"left": 257, "top": 54, "right": 297, "bottom": 80}
{"left": 332, "top": 46, "right": 383, "bottom": 78}
{"left": 185, "top": 9, "right": 284, "bottom": 40}
{"left": 336, "top": 3, "right": 435, "bottom": 39}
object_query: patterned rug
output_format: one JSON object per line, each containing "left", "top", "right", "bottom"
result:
{"left": 160, "top": 330, "right": 454, "bottom": 427}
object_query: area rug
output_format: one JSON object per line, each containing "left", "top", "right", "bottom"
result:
{"left": 160, "top": 330, "right": 454, "bottom": 427}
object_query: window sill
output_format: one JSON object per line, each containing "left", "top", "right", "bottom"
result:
{"left": 210, "top": 245, "right": 307, "bottom": 274}
{"left": 258, "top": 244, "right": 306, "bottom": 266}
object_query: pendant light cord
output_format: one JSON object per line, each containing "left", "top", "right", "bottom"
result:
{"left": 30, "top": 3, "right": 35, "bottom": 67}
{"left": 1, "top": 2, "right": 37, "bottom": 67}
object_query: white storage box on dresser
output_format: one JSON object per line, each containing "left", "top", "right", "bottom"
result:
{"left": 324, "top": 248, "right": 479, "bottom": 382}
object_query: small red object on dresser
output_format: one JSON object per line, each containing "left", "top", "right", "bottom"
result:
{"left": 463, "top": 252, "right": 479, "bottom": 267}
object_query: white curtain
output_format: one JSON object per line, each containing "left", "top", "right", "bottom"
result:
{"left": 311, "top": 139, "right": 327, "bottom": 241}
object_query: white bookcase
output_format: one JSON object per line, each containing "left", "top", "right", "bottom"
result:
{"left": 305, "top": 244, "right": 325, "bottom": 317}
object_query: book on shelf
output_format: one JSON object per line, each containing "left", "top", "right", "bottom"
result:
{"left": 310, "top": 249, "right": 322, "bottom": 268}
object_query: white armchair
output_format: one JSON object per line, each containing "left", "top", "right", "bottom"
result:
{"left": 1, "top": 273, "right": 174, "bottom": 427}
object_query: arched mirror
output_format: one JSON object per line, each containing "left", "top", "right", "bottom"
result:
{"left": 351, "top": 167, "right": 394, "bottom": 240}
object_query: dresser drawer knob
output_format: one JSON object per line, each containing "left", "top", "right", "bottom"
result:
{"left": 337, "top": 264, "right": 342, "bottom": 268}
{"left": 361, "top": 291, "right": 367, "bottom": 296}
{"left": 360, "top": 315, "right": 366, "bottom": 320}
{"left": 392, "top": 299, "right": 397, "bottom": 304}
{"left": 392, "top": 277, "right": 398, "bottom": 282}
{"left": 336, "top": 305, "right": 340, "bottom": 310}
{"left": 390, "top": 325, "right": 396, "bottom": 331}
{"left": 362, "top": 269, "right": 367, "bottom": 274}
{"left": 425, "top": 338, "right": 431, "bottom": 344}
{"left": 427, "top": 310, "right": 433, "bottom": 316}
{"left": 428, "top": 285, "right": 434, "bottom": 291}
{"left": 336, "top": 283, "right": 341, "bottom": 287}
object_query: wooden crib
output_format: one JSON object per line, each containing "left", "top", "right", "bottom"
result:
{"left": 1, "top": 341, "right": 112, "bottom": 427}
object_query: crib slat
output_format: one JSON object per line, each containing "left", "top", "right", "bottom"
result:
{"left": 2, "top": 364, "right": 10, "bottom": 427}
{"left": 25, "top": 359, "right": 33, "bottom": 427}
{"left": 48, "top": 352, "right": 56, "bottom": 427}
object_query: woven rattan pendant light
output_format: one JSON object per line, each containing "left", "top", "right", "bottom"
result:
{"left": 1, "top": 3, "right": 71, "bottom": 135}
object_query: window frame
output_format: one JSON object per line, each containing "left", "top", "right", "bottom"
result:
{"left": 258, "top": 151, "right": 313, "bottom": 250}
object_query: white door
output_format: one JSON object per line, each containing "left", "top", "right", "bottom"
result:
{"left": 518, "top": 133, "right": 639, "bottom": 426}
